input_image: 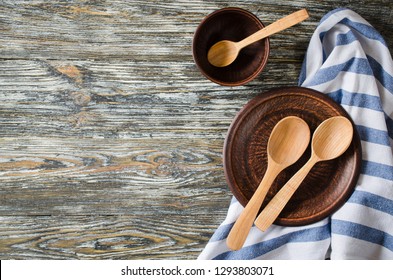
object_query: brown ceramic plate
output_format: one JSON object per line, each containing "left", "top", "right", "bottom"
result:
{"left": 224, "top": 86, "right": 362, "bottom": 226}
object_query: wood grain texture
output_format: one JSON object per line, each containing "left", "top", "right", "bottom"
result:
{"left": 0, "top": 0, "right": 392, "bottom": 259}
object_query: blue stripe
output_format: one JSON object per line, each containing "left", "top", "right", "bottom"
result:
{"left": 319, "top": 10, "right": 388, "bottom": 47}
{"left": 212, "top": 224, "right": 331, "bottom": 260}
{"left": 209, "top": 222, "right": 233, "bottom": 242}
{"left": 332, "top": 219, "right": 393, "bottom": 251}
{"left": 348, "top": 190, "right": 393, "bottom": 215}
{"left": 356, "top": 125, "right": 391, "bottom": 146}
{"left": 361, "top": 160, "right": 393, "bottom": 181}
{"left": 327, "top": 89, "right": 383, "bottom": 111}
{"left": 319, "top": 31, "right": 327, "bottom": 61}
{"left": 334, "top": 28, "right": 388, "bottom": 48}
{"left": 304, "top": 56, "right": 393, "bottom": 97}
{"left": 334, "top": 28, "right": 387, "bottom": 48}
{"left": 305, "top": 57, "right": 373, "bottom": 87}
{"left": 367, "top": 55, "right": 393, "bottom": 94}
{"left": 335, "top": 30, "right": 358, "bottom": 46}
{"left": 327, "top": 90, "right": 393, "bottom": 141}
{"left": 339, "top": 18, "right": 388, "bottom": 47}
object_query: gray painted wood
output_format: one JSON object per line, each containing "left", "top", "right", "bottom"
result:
{"left": 0, "top": 0, "right": 392, "bottom": 259}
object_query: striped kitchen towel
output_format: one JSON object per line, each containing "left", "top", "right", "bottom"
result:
{"left": 198, "top": 8, "right": 393, "bottom": 260}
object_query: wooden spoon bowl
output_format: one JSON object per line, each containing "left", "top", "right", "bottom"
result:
{"left": 254, "top": 116, "right": 354, "bottom": 231}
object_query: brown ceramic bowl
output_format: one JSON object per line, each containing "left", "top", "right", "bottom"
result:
{"left": 192, "top": 7, "right": 270, "bottom": 86}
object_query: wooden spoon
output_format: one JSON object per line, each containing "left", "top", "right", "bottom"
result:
{"left": 207, "top": 9, "right": 309, "bottom": 67}
{"left": 254, "top": 116, "right": 354, "bottom": 232}
{"left": 226, "top": 116, "right": 310, "bottom": 250}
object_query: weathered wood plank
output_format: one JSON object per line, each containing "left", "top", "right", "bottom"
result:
{"left": 0, "top": 60, "right": 299, "bottom": 140}
{"left": 0, "top": 0, "right": 391, "bottom": 61}
{"left": 0, "top": 137, "right": 230, "bottom": 216}
{"left": 0, "top": 215, "right": 221, "bottom": 259}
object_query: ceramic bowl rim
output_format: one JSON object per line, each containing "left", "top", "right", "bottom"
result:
{"left": 192, "top": 7, "right": 270, "bottom": 86}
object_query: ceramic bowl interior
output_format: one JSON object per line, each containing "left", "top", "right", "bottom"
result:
{"left": 193, "top": 7, "right": 270, "bottom": 86}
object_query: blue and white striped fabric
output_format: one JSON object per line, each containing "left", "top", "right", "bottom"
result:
{"left": 198, "top": 8, "right": 393, "bottom": 260}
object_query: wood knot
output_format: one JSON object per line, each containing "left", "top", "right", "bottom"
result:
{"left": 56, "top": 65, "right": 83, "bottom": 84}
{"left": 71, "top": 91, "right": 91, "bottom": 107}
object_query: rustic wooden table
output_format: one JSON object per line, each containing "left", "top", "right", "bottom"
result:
{"left": 0, "top": 0, "right": 392, "bottom": 260}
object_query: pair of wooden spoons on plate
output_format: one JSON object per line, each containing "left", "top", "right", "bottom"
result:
{"left": 227, "top": 116, "right": 354, "bottom": 251}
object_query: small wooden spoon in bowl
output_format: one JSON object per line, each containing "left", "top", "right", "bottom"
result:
{"left": 254, "top": 116, "right": 354, "bottom": 232}
{"left": 226, "top": 116, "right": 310, "bottom": 251}
{"left": 207, "top": 9, "right": 309, "bottom": 67}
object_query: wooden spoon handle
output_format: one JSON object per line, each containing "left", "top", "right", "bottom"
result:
{"left": 226, "top": 164, "right": 280, "bottom": 250}
{"left": 237, "top": 9, "right": 309, "bottom": 49}
{"left": 254, "top": 157, "right": 318, "bottom": 232}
